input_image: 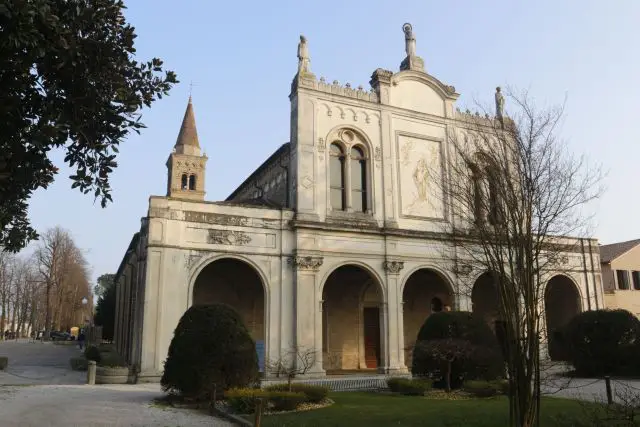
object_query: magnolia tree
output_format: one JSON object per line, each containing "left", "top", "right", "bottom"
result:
{"left": 437, "top": 88, "right": 604, "bottom": 427}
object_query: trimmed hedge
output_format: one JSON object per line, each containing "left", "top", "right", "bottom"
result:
{"left": 386, "top": 378, "right": 432, "bottom": 396}
{"left": 566, "top": 309, "right": 640, "bottom": 377}
{"left": 98, "top": 353, "right": 127, "bottom": 368}
{"left": 225, "top": 388, "right": 306, "bottom": 413}
{"left": 264, "top": 383, "right": 329, "bottom": 403}
{"left": 161, "top": 304, "right": 259, "bottom": 401}
{"left": 269, "top": 391, "right": 306, "bottom": 411}
{"left": 225, "top": 388, "right": 268, "bottom": 414}
{"left": 0, "top": 356, "right": 7, "bottom": 370}
{"left": 462, "top": 380, "right": 503, "bottom": 397}
{"left": 412, "top": 312, "right": 504, "bottom": 389}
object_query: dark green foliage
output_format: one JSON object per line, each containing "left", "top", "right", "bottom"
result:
{"left": 462, "top": 380, "right": 504, "bottom": 398}
{"left": 161, "top": 304, "right": 260, "bottom": 401}
{"left": 94, "top": 274, "right": 116, "bottom": 341}
{"left": 0, "top": 0, "right": 177, "bottom": 252}
{"left": 566, "top": 309, "right": 640, "bottom": 376}
{"left": 268, "top": 391, "right": 306, "bottom": 411}
{"left": 264, "top": 383, "right": 329, "bottom": 403}
{"left": 225, "top": 388, "right": 269, "bottom": 414}
{"left": 0, "top": 356, "right": 7, "bottom": 370}
{"left": 70, "top": 356, "right": 88, "bottom": 371}
{"left": 98, "top": 352, "right": 127, "bottom": 368}
{"left": 386, "top": 377, "right": 432, "bottom": 396}
{"left": 84, "top": 345, "right": 101, "bottom": 362}
{"left": 412, "top": 312, "right": 504, "bottom": 389}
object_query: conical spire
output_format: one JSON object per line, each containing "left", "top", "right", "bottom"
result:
{"left": 174, "top": 96, "right": 200, "bottom": 153}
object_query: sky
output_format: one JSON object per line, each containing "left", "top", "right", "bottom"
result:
{"left": 22, "top": 0, "right": 640, "bottom": 286}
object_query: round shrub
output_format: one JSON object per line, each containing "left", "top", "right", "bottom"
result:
{"left": 463, "top": 380, "right": 499, "bottom": 398}
{"left": 566, "top": 309, "right": 640, "bottom": 377}
{"left": 412, "top": 311, "right": 504, "bottom": 389}
{"left": 386, "top": 377, "right": 432, "bottom": 395}
{"left": 161, "top": 303, "right": 259, "bottom": 401}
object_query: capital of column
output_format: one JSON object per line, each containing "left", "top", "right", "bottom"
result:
{"left": 383, "top": 260, "right": 404, "bottom": 275}
{"left": 288, "top": 255, "right": 324, "bottom": 272}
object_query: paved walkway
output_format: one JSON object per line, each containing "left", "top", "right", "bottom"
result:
{"left": 0, "top": 341, "right": 233, "bottom": 426}
{"left": 0, "top": 339, "right": 85, "bottom": 385}
{"left": 0, "top": 383, "right": 233, "bottom": 427}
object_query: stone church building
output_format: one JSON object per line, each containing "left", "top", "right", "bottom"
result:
{"left": 114, "top": 24, "right": 604, "bottom": 383}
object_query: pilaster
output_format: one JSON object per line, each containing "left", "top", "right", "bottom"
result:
{"left": 291, "top": 255, "right": 325, "bottom": 376}
{"left": 383, "top": 260, "right": 408, "bottom": 374}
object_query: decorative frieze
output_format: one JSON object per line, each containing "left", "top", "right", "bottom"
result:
{"left": 383, "top": 260, "right": 404, "bottom": 274}
{"left": 184, "top": 211, "right": 249, "bottom": 227}
{"left": 289, "top": 256, "right": 324, "bottom": 271}
{"left": 208, "top": 230, "right": 252, "bottom": 246}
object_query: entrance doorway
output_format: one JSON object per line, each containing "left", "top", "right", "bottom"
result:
{"left": 363, "top": 307, "right": 380, "bottom": 368}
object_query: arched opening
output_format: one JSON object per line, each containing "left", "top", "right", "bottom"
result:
{"left": 188, "top": 174, "right": 196, "bottom": 190}
{"left": 545, "top": 275, "right": 581, "bottom": 361}
{"left": 181, "top": 174, "right": 188, "bottom": 190}
{"left": 192, "top": 258, "right": 265, "bottom": 369}
{"left": 402, "top": 269, "right": 453, "bottom": 367}
{"left": 472, "top": 272, "right": 501, "bottom": 331}
{"left": 322, "top": 265, "right": 383, "bottom": 372}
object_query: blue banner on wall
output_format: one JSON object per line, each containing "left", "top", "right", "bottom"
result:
{"left": 256, "top": 340, "right": 265, "bottom": 373}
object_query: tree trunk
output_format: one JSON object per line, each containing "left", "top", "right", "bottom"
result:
{"left": 445, "top": 360, "right": 452, "bottom": 393}
{"left": 44, "top": 281, "right": 52, "bottom": 339}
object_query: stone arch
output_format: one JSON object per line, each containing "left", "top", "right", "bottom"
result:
{"left": 544, "top": 274, "right": 582, "bottom": 361}
{"left": 324, "top": 124, "right": 375, "bottom": 155}
{"left": 400, "top": 267, "right": 455, "bottom": 368}
{"left": 320, "top": 263, "right": 386, "bottom": 372}
{"left": 189, "top": 256, "right": 269, "bottom": 371}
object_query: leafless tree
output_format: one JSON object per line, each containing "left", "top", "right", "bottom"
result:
{"left": 34, "top": 226, "right": 92, "bottom": 337}
{"left": 437, "top": 88, "right": 604, "bottom": 426}
{"left": 266, "top": 345, "right": 317, "bottom": 390}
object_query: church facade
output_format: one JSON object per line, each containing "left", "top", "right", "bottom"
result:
{"left": 114, "top": 24, "right": 604, "bottom": 383}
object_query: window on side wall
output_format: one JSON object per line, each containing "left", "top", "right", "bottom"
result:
{"left": 616, "top": 270, "right": 630, "bottom": 290}
{"left": 632, "top": 271, "right": 640, "bottom": 290}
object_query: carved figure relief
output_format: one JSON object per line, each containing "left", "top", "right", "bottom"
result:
{"left": 208, "top": 230, "right": 251, "bottom": 246}
{"left": 398, "top": 135, "right": 445, "bottom": 219}
{"left": 383, "top": 260, "right": 404, "bottom": 274}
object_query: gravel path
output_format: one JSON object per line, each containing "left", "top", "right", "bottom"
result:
{"left": 0, "top": 383, "right": 234, "bottom": 427}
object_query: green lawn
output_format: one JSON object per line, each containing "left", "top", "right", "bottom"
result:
{"left": 259, "top": 392, "right": 589, "bottom": 427}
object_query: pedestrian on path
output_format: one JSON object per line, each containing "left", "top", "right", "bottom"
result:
{"left": 78, "top": 330, "right": 86, "bottom": 351}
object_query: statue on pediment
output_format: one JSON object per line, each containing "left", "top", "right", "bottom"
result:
{"left": 403, "top": 23, "right": 416, "bottom": 58}
{"left": 297, "top": 35, "right": 310, "bottom": 73}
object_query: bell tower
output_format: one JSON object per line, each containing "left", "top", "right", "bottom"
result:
{"left": 166, "top": 97, "right": 207, "bottom": 200}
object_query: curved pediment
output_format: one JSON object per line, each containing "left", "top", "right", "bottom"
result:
{"left": 389, "top": 71, "right": 459, "bottom": 116}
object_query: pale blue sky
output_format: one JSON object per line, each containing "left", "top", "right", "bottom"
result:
{"left": 23, "top": 0, "right": 640, "bottom": 285}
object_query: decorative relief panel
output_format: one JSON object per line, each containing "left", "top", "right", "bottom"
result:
{"left": 383, "top": 260, "right": 404, "bottom": 274}
{"left": 207, "top": 230, "right": 252, "bottom": 246}
{"left": 288, "top": 256, "right": 324, "bottom": 271}
{"left": 397, "top": 133, "right": 445, "bottom": 220}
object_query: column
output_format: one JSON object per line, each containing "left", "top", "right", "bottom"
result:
{"left": 383, "top": 260, "right": 408, "bottom": 374}
{"left": 291, "top": 255, "right": 325, "bottom": 376}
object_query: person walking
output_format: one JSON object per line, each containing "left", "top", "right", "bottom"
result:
{"left": 78, "top": 329, "right": 86, "bottom": 351}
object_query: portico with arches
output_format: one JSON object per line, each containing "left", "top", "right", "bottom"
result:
{"left": 113, "top": 23, "right": 604, "bottom": 383}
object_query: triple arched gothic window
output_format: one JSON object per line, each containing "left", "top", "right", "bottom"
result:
{"left": 329, "top": 136, "right": 369, "bottom": 213}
